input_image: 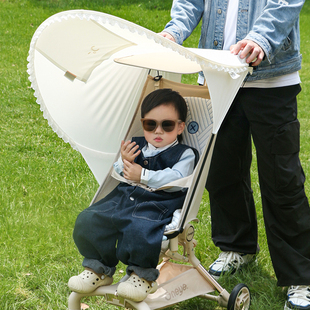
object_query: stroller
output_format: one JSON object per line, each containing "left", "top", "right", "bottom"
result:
{"left": 27, "top": 10, "right": 253, "bottom": 310}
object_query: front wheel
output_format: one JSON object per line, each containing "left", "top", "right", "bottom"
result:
{"left": 227, "top": 283, "right": 251, "bottom": 310}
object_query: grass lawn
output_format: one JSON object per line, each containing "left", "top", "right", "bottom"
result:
{"left": 0, "top": 1, "right": 309, "bottom": 309}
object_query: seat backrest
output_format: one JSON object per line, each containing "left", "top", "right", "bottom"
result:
{"left": 91, "top": 75, "right": 213, "bottom": 209}
{"left": 183, "top": 97, "right": 213, "bottom": 156}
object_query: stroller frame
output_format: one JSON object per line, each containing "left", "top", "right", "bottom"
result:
{"left": 68, "top": 75, "right": 250, "bottom": 310}
{"left": 26, "top": 10, "right": 253, "bottom": 310}
{"left": 68, "top": 225, "right": 250, "bottom": 310}
{"left": 68, "top": 223, "right": 250, "bottom": 310}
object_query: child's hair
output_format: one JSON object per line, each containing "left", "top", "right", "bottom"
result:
{"left": 141, "top": 88, "right": 187, "bottom": 121}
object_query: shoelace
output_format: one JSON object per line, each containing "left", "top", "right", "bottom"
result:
{"left": 288, "top": 286, "right": 310, "bottom": 302}
{"left": 212, "top": 251, "right": 245, "bottom": 269}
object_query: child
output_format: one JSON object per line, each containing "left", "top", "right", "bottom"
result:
{"left": 68, "top": 88, "right": 198, "bottom": 302}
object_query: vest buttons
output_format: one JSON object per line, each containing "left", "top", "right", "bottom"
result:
{"left": 144, "top": 160, "right": 148, "bottom": 165}
{"left": 130, "top": 197, "right": 134, "bottom": 201}
{"left": 214, "top": 40, "right": 218, "bottom": 46}
{"left": 217, "top": 9, "right": 222, "bottom": 14}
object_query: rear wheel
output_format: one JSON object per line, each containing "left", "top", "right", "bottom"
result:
{"left": 227, "top": 283, "right": 251, "bottom": 310}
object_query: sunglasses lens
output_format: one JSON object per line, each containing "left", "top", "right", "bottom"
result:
{"left": 143, "top": 119, "right": 157, "bottom": 132}
{"left": 162, "top": 120, "right": 176, "bottom": 132}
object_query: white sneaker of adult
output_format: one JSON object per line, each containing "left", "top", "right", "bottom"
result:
{"left": 284, "top": 285, "right": 310, "bottom": 310}
{"left": 208, "top": 251, "right": 257, "bottom": 279}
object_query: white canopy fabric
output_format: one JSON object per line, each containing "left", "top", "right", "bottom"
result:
{"left": 27, "top": 10, "right": 252, "bottom": 184}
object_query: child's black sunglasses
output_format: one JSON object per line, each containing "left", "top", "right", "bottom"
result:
{"left": 141, "top": 118, "right": 182, "bottom": 132}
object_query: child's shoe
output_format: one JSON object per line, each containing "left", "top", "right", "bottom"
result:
{"left": 117, "top": 273, "right": 158, "bottom": 302}
{"left": 68, "top": 268, "right": 113, "bottom": 293}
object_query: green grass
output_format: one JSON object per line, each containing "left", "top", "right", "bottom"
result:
{"left": 0, "top": 0, "right": 309, "bottom": 309}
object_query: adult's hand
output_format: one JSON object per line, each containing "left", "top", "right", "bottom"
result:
{"left": 158, "top": 31, "right": 176, "bottom": 42}
{"left": 230, "top": 39, "right": 265, "bottom": 66}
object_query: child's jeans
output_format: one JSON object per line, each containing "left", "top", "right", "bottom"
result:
{"left": 73, "top": 183, "right": 185, "bottom": 281}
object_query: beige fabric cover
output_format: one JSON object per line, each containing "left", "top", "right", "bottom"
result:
{"left": 27, "top": 9, "right": 251, "bottom": 184}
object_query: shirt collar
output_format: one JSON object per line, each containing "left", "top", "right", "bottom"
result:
{"left": 147, "top": 139, "right": 178, "bottom": 152}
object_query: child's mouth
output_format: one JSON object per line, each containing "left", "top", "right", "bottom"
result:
{"left": 154, "top": 137, "right": 163, "bottom": 142}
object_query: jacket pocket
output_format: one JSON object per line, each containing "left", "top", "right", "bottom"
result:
{"left": 282, "top": 36, "right": 292, "bottom": 51}
{"left": 271, "top": 119, "right": 300, "bottom": 155}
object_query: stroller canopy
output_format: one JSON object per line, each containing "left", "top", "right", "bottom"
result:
{"left": 27, "top": 10, "right": 251, "bottom": 184}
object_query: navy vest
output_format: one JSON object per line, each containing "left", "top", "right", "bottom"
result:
{"left": 132, "top": 137, "right": 199, "bottom": 171}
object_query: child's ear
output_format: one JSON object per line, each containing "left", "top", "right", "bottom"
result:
{"left": 177, "top": 122, "right": 186, "bottom": 135}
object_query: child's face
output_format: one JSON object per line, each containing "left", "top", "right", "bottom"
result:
{"left": 142, "top": 104, "right": 185, "bottom": 148}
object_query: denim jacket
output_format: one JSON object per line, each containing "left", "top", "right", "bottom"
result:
{"left": 164, "top": 0, "right": 305, "bottom": 81}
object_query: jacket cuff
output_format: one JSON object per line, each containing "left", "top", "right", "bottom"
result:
{"left": 163, "top": 26, "right": 184, "bottom": 45}
{"left": 140, "top": 168, "right": 149, "bottom": 185}
{"left": 245, "top": 31, "right": 272, "bottom": 63}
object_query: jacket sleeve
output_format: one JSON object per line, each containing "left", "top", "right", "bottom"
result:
{"left": 163, "top": 0, "right": 204, "bottom": 45}
{"left": 245, "top": 0, "right": 305, "bottom": 62}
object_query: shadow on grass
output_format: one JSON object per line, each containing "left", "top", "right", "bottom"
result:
{"left": 216, "top": 262, "right": 286, "bottom": 310}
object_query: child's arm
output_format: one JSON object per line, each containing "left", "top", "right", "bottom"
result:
{"left": 113, "top": 140, "right": 142, "bottom": 180}
{"left": 141, "top": 148, "right": 196, "bottom": 190}
{"left": 122, "top": 159, "right": 142, "bottom": 182}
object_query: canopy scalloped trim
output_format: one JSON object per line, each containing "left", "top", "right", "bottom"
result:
{"left": 27, "top": 61, "right": 75, "bottom": 149}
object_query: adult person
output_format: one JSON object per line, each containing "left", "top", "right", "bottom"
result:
{"left": 160, "top": 1, "right": 310, "bottom": 309}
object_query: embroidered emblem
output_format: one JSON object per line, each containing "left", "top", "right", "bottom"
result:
{"left": 88, "top": 46, "right": 99, "bottom": 54}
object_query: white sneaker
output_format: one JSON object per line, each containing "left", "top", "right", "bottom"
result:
{"left": 68, "top": 268, "right": 113, "bottom": 293}
{"left": 208, "top": 251, "right": 257, "bottom": 279}
{"left": 284, "top": 286, "right": 310, "bottom": 310}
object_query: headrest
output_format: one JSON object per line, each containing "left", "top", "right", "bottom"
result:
{"left": 182, "top": 97, "right": 213, "bottom": 155}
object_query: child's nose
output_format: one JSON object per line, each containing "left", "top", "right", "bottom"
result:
{"left": 155, "top": 125, "right": 164, "bottom": 134}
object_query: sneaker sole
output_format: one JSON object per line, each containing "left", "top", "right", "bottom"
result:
{"left": 284, "top": 301, "right": 310, "bottom": 310}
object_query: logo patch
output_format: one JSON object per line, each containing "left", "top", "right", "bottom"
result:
{"left": 187, "top": 121, "right": 199, "bottom": 134}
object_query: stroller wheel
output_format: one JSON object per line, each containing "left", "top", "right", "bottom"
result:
{"left": 227, "top": 283, "right": 251, "bottom": 310}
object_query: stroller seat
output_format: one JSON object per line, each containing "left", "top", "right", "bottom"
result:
{"left": 68, "top": 75, "right": 250, "bottom": 310}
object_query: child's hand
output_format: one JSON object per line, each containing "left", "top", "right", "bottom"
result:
{"left": 123, "top": 160, "right": 142, "bottom": 182}
{"left": 121, "top": 140, "right": 141, "bottom": 163}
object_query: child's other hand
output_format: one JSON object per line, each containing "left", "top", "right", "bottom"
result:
{"left": 123, "top": 160, "right": 142, "bottom": 182}
{"left": 121, "top": 140, "right": 141, "bottom": 163}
